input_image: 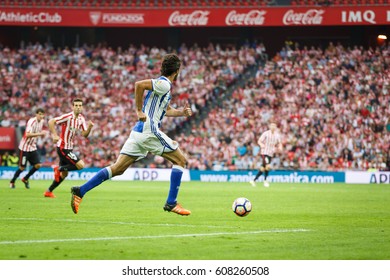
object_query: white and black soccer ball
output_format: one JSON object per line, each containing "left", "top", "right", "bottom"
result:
{"left": 232, "top": 197, "right": 252, "bottom": 217}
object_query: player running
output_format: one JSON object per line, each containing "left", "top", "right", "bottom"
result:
{"left": 70, "top": 53, "right": 192, "bottom": 215}
{"left": 44, "top": 98, "right": 94, "bottom": 198}
{"left": 249, "top": 122, "right": 282, "bottom": 187}
{"left": 9, "top": 108, "right": 47, "bottom": 189}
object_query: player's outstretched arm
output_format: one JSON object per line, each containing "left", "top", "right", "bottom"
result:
{"left": 135, "top": 79, "right": 153, "bottom": 122}
{"left": 82, "top": 121, "right": 94, "bottom": 138}
{"left": 257, "top": 138, "right": 265, "bottom": 150}
{"left": 166, "top": 102, "right": 192, "bottom": 117}
{"left": 26, "top": 131, "right": 47, "bottom": 138}
{"left": 258, "top": 131, "right": 268, "bottom": 149}
{"left": 48, "top": 118, "right": 59, "bottom": 143}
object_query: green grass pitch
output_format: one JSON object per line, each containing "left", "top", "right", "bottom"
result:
{"left": 0, "top": 179, "right": 389, "bottom": 260}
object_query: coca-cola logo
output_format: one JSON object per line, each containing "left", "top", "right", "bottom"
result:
{"left": 283, "top": 9, "right": 324, "bottom": 25}
{"left": 225, "top": 10, "right": 266, "bottom": 26}
{"left": 168, "top": 10, "right": 209, "bottom": 26}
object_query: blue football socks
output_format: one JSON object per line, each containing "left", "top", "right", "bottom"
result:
{"left": 166, "top": 165, "right": 184, "bottom": 205}
{"left": 80, "top": 167, "right": 111, "bottom": 197}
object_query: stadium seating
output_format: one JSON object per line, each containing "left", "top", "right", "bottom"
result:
{"left": 179, "top": 42, "right": 390, "bottom": 171}
{"left": 1, "top": 40, "right": 388, "bottom": 171}
{"left": 0, "top": 43, "right": 257, "bottom": 168}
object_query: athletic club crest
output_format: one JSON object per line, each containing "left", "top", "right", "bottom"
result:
{"left": 89, "top": 12, "right": 101, "bottom": 26}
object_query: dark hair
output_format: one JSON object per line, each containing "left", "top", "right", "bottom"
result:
{"left": 73, "top": 98, "right": 83, "bottom": 105}
{"left": 36, "top": 108, "right": 45, "bottom": 114}
{"left": 160, "top": 53, "right": 181, "bottom": 77}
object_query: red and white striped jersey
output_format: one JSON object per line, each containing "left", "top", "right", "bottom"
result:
{"left": 18, "top": 117, "right": 45, "bottom": 152}
{"left": 259, "top": 130, "right": 281, "bottom": 156}
{"left": 55, "top": 112, "right": 87, "bottom": 150}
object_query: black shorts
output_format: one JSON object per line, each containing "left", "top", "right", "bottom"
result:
{"left": 18, "top": 150, "right": 41, "bottom": 167}
{"left": 261, "top": 155, "right": 272, "bottom": 167}
{"left": 57, "top": 147, "right": 80, "bottom": 167}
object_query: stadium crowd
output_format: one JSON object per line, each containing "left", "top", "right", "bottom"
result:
{"left": 1, "top": 41, "right": 389, "bottom": 171}
{"left": 0, "top": 41, "right": 257, "bottom": 168}
{"left": 180, "top": 41, "right": 390, "bottom": 171}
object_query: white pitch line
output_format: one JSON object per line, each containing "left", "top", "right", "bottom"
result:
{"left": 0, "top": 217, "right": 237, "bottom": 229}
{"left": 0, "top": 229, "right": 311, "bottom": 245}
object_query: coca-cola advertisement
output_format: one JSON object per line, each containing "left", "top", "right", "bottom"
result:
{"left": 225, "top": 10, "right": 267, "bottom": 26}
{"left": 282, "top": 9, "right": 324, "bottom": 25}
{"left": 0, "top": 6, "right": 388, "bottom": 27}
{"left": 168, "top": 10, "right": 209, "bottom": 26}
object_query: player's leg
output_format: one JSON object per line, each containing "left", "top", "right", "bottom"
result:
{"left": 10, "top": 150, "right": 26, "bottom": 188}
{"left": 44, "top": 170, "right": 68, "bottom": 198}
{"left": 71, "top": 154, "right": 138, "bottom": 214}
{"left": 71, "top": 131, "right": 144, "bottom": 214}
{"left": 251, "top": 167, "right": 264, "bottom": 182}
{"left": 58, "top": 149, "right": 81, "bottom": 172}
{"left": 161, "top": 148, "right": 191, "bottom": 216}
{"left": 250, "top": 155, "right": 265, "bottom": 186}
{"left": 23, "top": 164, "right": 41, "bottom": 181}
{"left": 162, "top": 148, "right": 186, "bottom": 202}
{"left": 53, "top": 149, "right": 82, "bottom": 183}
{"left": 263, "top": 166, "right": 270, "bottom": 187}
{"left": 146, "top": 130, "right": 190, "bottom": 215}
{"left": 263, "top": 156, "right": 272, "bottom": 187}
{"left": 151, "top": 130, "right": 191, "bottom": 216}
{"left": 10, "top": 166, "right": 25, "bottom": 188}
{"left": 22, "top": 151, "right": 42, "bottom": 189}
{"left": 77, "top": 154, "right": 138, "bottom": 198}
{"left": 45, "top": 149, "right": 69, "bottom": 197}
{"left": 52, "top": 148, "right": 70, "bottom": 182}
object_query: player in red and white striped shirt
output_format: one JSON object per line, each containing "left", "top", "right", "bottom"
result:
{"left": 250, "top": 122, "right": 282, "bottom": 187}
{"left": 43, "top": 98, "right": 94, "bottom": 198}
{"left": 10, "top": 108, "right": 47, "bottom": 189}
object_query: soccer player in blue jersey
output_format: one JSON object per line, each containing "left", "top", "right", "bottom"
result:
{"left": 71, "top": 53, "right": 192, "bottom": 215}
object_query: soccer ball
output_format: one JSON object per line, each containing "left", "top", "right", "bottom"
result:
{"left": 232, "top": 197, "right": 252, "bottom": 217}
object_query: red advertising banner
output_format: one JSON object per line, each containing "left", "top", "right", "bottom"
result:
{"left": 0, "top": 127, "right": 16, "bottom": 150}
{"left": 0, "top": 6, "right": 388, "bottom": 27}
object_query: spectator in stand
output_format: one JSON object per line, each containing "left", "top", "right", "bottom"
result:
{"left": 176, "top": 41, "right": 389, "bottom": 171}
{"left": 7, "top": 152, "right": 19, "bottom": 167}
{"left": 1, "top": 152, "right": 10, "bottom": 166}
